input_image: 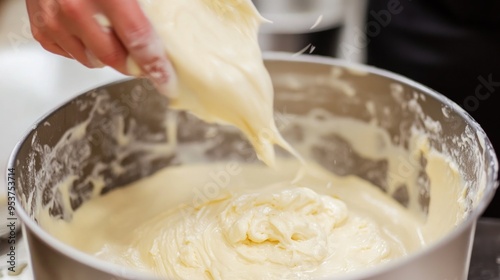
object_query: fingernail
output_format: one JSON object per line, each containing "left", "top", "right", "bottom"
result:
{"left": 85, "top": 49, "right": 105, "bottom": 68}
{"left": 144, "top": 57, "right": 178, "bottom": 98}
{"left": 126, "top": 56, "right": 142, "bottom": 76}
{"left": 128, "top": 27, "right": 178, "bottom": 97}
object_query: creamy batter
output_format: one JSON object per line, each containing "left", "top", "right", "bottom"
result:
{"left": 34, "top": 0, "right": 469, "bottom": 279}
{"left": 40, "top": 160, "right": 427, "bottom": 279}
{"left": 137, "top": 0, "right": 297, "bottom": 166}
{"left": 37, "top": 110, "right": 467, "bottom": 279}
{"left": 35, "top": 96, "right": 469, "bottom": 279}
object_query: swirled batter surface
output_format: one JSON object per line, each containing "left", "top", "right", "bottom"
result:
{"left": 41, "top": 160, "right": 426, "bottom": 279}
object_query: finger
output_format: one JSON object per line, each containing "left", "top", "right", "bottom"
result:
{"left": 28, "top": 0, "right": 91, "bottom": 65}
{"left": 56, "top": 0, "right": 128, "bottom": 72}
{"left": 29, "top": 24, "right": 68, "bottom": 57}
{"left": 43, "top": 42, "right": 73, "bottom": 59}
{"left": 32, "top": 30, "right": 72, "bottom": 59}
{"left": 100, "top": 0, "right": 175, "bottom": 88}
{"left": 27, "top": 0, "right": 70, "bottom": 59}
{"left": 53, "top": 34, "right": 92, "bottom": 67}
{"left": 84, "top": 49, "right": 106, "bottom": 68}
{"left": 26, "top": 0, "right": 60, "bottom": 30}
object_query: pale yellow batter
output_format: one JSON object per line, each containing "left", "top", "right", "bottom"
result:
{"left": 36, "top": 103, "right": 467, "bottom": 279}
{"left": 35, "top": 0, "right": 469, "bottom": 279}
{"left": 40, "top": 160, "right": 427, "bottom": 279}
{"left": 137, "top": 0, "right": 297, "bottom": 167}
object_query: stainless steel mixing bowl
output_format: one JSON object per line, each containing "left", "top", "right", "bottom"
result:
{"left": 8, "top": 53, "right": 499, "bottom": 280}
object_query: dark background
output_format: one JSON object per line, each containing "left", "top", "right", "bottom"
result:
{"left": 365, "top": 0, "right": 500, "bottom": 217}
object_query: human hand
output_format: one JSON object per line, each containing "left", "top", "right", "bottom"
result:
{"left": 26, "top": 0, "right": 175, "bottom": 91}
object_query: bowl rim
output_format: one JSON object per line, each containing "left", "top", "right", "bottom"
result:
{"left": 8, "top": 52, "right": 499, "bottom": 280}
